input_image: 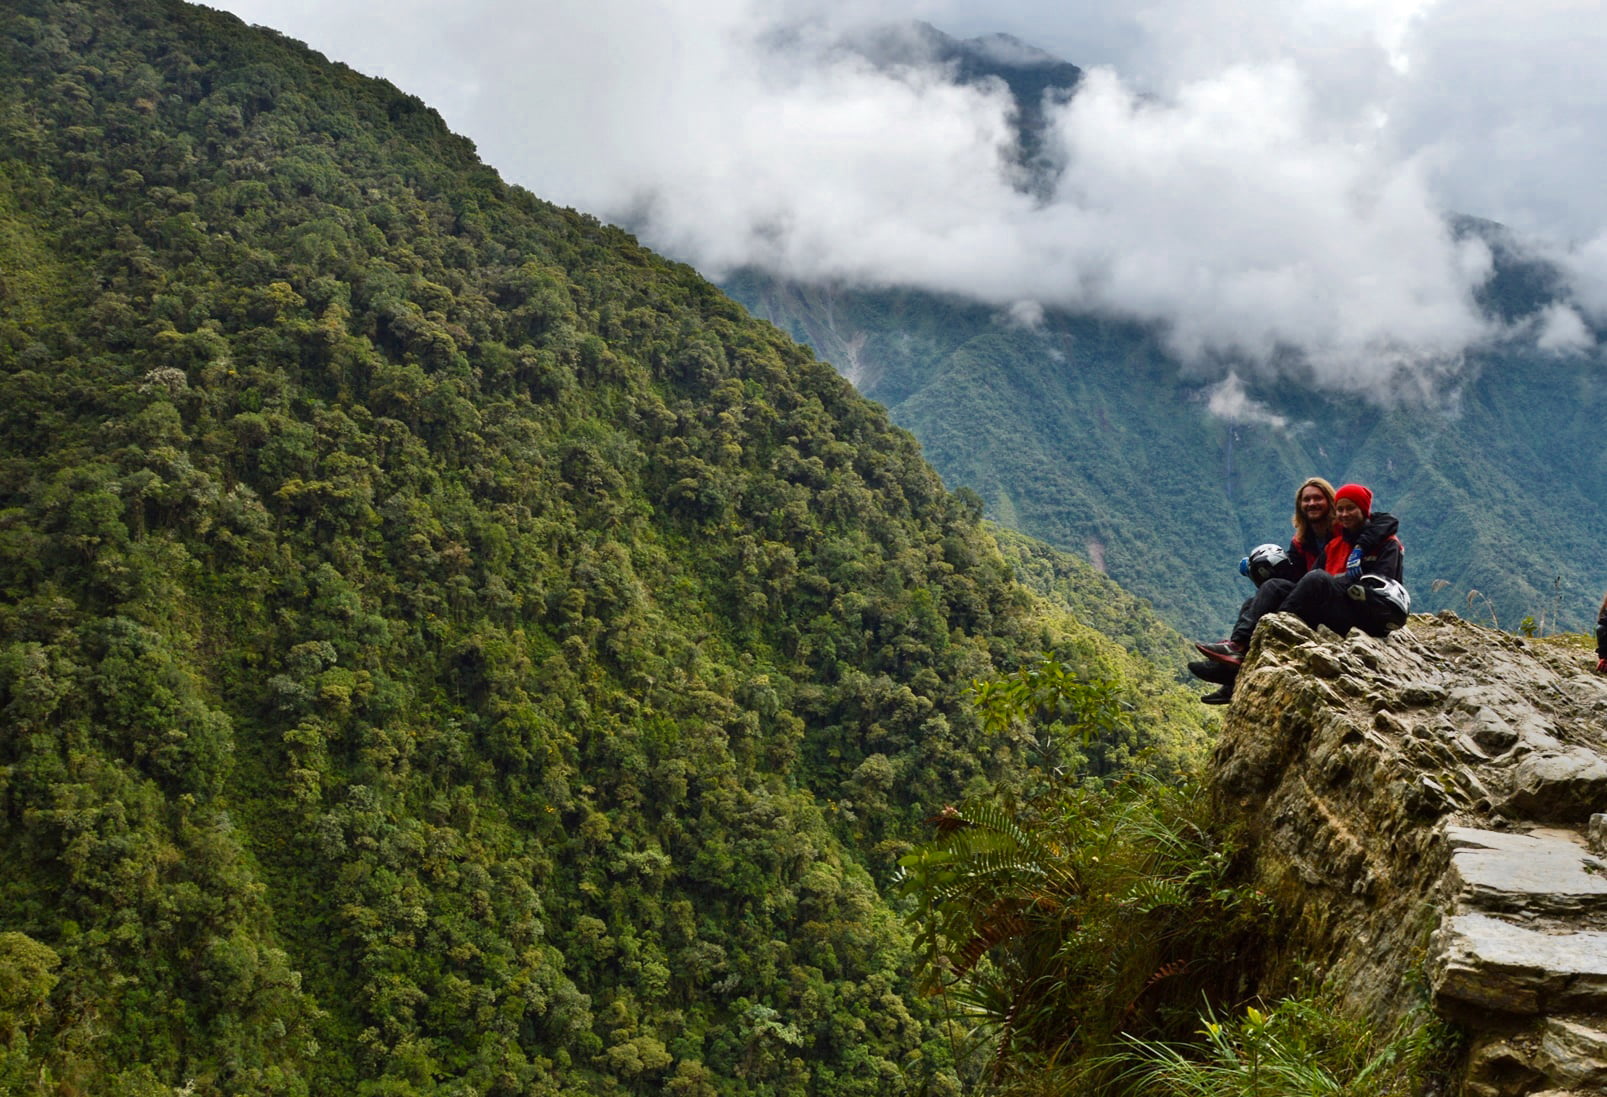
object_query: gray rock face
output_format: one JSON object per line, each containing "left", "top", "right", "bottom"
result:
{"left": 1445, "top": 827, "right": 1607, "bottom": 916}
{"left": 1432, "top": 913, "right": 1607, "bottom": 1015}
{"left": 1505, "top": 751, "right": 1607, "bottom": 822}
{"left": 1211, "top": 611, "right": 1607, "bottom": 1097}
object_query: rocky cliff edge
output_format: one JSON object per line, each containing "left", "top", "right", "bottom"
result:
{"left": 1211, "top": 611, "right": 1607, "bottom": 1097}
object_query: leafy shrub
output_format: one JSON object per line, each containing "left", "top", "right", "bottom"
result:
{"left": 897, "top": 759, "right": 1262, "bottom": 1091}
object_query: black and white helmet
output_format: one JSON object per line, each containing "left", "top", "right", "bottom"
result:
{"left": 1246, "top": 543, "right": 1296, "bottom": 586}
{"left": 1355, "top": 575, "right": 1411, "bottom": 630}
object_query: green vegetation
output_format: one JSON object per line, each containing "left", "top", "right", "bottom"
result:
{"left": 1110, "top": 998, "right": 1455, "bottom": 1097}
{"left": 897, "top": 776, "right": 1254, "bottom": 1089}
{"left": 895, "top": 659, "right": 1455, "bottom": 1097}
{"left": 895, "top": 653, "right": 1257, "bottom": 1095}
{"left": 0, "top": 1, "right": 1213, "bottom": 1093}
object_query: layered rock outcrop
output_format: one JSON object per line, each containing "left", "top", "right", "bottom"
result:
{"left": 1211, "top": 611, "right": 1607, "bottom": 1097}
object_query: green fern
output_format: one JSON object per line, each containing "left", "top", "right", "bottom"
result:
{"left": 897, "top": 775, "right": 1257, "bottom": 1089}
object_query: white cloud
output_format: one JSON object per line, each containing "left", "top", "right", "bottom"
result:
{"left": 1032, "top": 64, "right": 1493, "bottom": 389}
{"left": 1553, "top": 232, "right": 1607, "bottom": 325}
{"left": 1383, "top": 0, "right": 1607, "bottom": 244}
{"left": 208, "top": 0, "right": 1607, "bottom": 395}
{"left": 1004, "top": 300, "right": 1046, "bottom": 329}
{"left": 1534, "top": 303, "right": 1594, "bottom": 354}
{"left": 1205, "top": 373, "right": 1290, "bottom": 428}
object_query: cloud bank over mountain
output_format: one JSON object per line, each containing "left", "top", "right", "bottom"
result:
{"left": 213, "top": 0, "right": 1607, "bottom": 391}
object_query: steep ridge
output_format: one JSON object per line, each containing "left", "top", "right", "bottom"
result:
{"left": 1212, "top": 611, "right": 1607, "bottom": 1096}
{"left": 0, "top": 1, "right": 1212, "bottom": 1093}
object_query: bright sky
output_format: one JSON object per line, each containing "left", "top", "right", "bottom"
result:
{"left": 204, "top": 0, "right": 1607, "bottom": 389}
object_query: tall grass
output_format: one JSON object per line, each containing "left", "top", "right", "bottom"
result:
{"left": 1106, "top": 997, "right": 1456, "bottom": 1097}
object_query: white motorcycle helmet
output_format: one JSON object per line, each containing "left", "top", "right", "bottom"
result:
{"left": 1353, "top": 574, "right": 1410, "bottom": 629}
{"left": 1246, "top": 543, "right": 1295, "bottom": 587}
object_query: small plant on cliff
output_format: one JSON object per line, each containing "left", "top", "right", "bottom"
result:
{"left": 1430, "top": 579, "right": 1501, "bottom": 629}
{"left": 1107, "top": 996, "right": 1455, "bottom": 1097}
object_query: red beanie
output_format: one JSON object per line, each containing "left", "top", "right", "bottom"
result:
{"left": 1335, "top": 483, "right": 1373, "bottom": 517}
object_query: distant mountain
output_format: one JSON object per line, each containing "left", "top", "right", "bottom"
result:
{"left": 841, "top": 21, "right": 1081, "bottom": 189}
{"left": 723, "top": 263, "right": 1607, "bottom": 639}
{"left": 0, "top": 1, "right": 1210, "bottom": 1093}
{"left": 720, "top": 38, "right": 1607, "bottom": 639}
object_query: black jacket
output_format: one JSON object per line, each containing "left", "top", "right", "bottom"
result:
{"left": 1324, "top": 513, "right": 1401, "bottom": 584}
{"left": 1289, "top": 511, "right": 1398, "bottom": 576}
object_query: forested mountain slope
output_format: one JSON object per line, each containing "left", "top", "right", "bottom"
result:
{"left": 0, "top": 2, "right": 1210, "bottom": 1093}
{"left": 725, "top": 270, "right": 1607, "bottom": 639}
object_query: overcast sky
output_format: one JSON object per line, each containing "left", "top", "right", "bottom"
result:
{"left": 206, "top": 0, "right": 1607, "bottom": 391}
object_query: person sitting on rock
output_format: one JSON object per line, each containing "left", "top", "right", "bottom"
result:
{"left": 1197, "top": 482, "right": 1409, "bottom": 679}
{"left": 1189, "top": 479, "right": 1398, "bottom": 704}
{"left": 1595, "top": 592, "right": 1607, "bottom": 674}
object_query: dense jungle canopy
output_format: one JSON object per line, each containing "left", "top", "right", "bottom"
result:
{"left": 0, "top": 1, "right": 1214, "bottom": 1094}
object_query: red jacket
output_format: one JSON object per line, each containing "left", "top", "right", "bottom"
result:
{"left": 1292, "top": 512, "right": 1400, "bottom": 576}
{"left": 1322, "top": 524, "right": 1404, "bottom": 580}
